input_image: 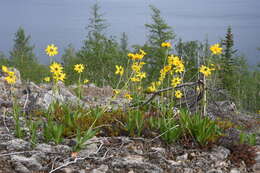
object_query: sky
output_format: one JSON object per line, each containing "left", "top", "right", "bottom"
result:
{"left": 0, "top": 0, "right": 259, "bottom": 65}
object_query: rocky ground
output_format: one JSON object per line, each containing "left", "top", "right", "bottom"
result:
{"left": 0, "top": 69, "right": 260, "bottom": 173}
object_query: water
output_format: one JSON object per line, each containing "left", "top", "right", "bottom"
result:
{"left": 0, "top": 0, "right": 260, "bottom": 65}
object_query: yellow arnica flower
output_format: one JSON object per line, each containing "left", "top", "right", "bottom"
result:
{"left": 50, "top": 62, "right": 63, "bottom": 74}
{"left": 139, "top": 49, "right": 147, "bottom": 55}
{"left": 171, "top": 77, "right": 182, "bottom": 87}
{"left": 131, "top": 77, "right": 141, "bottom": 82}
{"left": 175, "top": 64, "right": 185, "bottom": 73}
{"left": 2, "top": 65, "right": 9, "bottom": 73}
{"left": 83, "top": 79, "right": 89, "bottom": 84}
{"left": 168, "top": 55, "right": 183, "bottom": 67}
{"left": 115, "top": 65, "right": 124, "bottom": 76}
{"left": 53, "top": 72, "right": 66, "bottom": 82}
{"left": 210, "top": 44, "right": 222, "bottom": 55}
{"left": 147, "top": 82, "right": 157, "bottom": 92}
{"left": 175, "top": 90, "right": 183, "bottom": 99}
{"left": 74, "top": 64, "right": 85, "bottom": 73}
{"left": 163, "top": 65, "right": 172, "bottom": 73}
{"left": 136, "top": 72, "right": 146, "bottom": 79}
{"left": 199, "top": 65, "right": 212, "bottom": 77}
{"left": 124, "top": 93, "right": 133, "bottom": 100}
{"left": 44, "top": 77, "right": 50, "bottom": 82}
{"left": 45, "top": 44, "right": 58, "bottom": 56}
{"left": 113, "top": 89, "right": 120, "bottom": 95}
{"left": 161, "top": 42, "right": 172, "bottom": 48}
{"left": 5, "top": 75, "right": 16, "bottom": 84}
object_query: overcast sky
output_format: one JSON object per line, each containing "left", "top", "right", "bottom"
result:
{"left": 0, "top": 0, "right": 259, "bottom": 65}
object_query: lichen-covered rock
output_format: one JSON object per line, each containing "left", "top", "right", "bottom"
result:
{"left": 2, "top": 139, "right": 31, "bottom": 151}
{"left": 11, "top": 155, "right": 42, "bottom": 173}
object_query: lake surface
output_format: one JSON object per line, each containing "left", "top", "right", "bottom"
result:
{"left": 0, "top": 0, "right": 260, "bottom": 65}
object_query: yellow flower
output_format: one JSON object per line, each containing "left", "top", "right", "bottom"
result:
{"left": 136, "top": 72, "right": 146, "bottom": 79}
{"left": 2, "top": 65, "right": 9, "bottom": 73}
{"left": 163, "top": 65, "right": 172, "bottom": 73}
{"left": 115, "top": 65, "right": 124, "bottom": 76}
{"left": 53, "top": 72, "right": 66, "bottom": 82}
{"left": 175, "top": 90, "right": 183, "bottom": 99}
{"left": 44, "top": 77, "right": 50, "bottom": 82}
{"left": 171, "top": 77, "right": 182, "bottom": 87}
{"left": 139, "top": 49, "right": 147, "bottom": 55}
{"left": 175, "top": 64, "right": 185, "bottom": 73}
{"left": 83, "top": 79, "right": 89, "bottom": 84}
{"left": 210, "top": 44, "right": 222, "bottom": 55}
{"left": 74, "top": 64, "right": 85, "bottom": 73}
{"left": 7, "top": 71, "right": 15, "bottom": 76}
{"left": 130, "top": 77, "right": 141, "bottom": 82}
{"left": 168, "top": 55, "right": 183, "bottom": 67}
{"left": 128, "top": 53, "right": 144, "bottom": 60}
{"left": 161, "top": 42, "right": 172, "bottom": 48}
{"left": 50, "top": 62, "right": 63, "bottom": 74}
{"left": 128, "top": 53, "right": 135, "bottom": 59}
{"left": 199, "top": 65, "right": 212, "bottom": 77}
{"left": 131, "top": 64, "right": 141, "bottom": 72}
{"left": 45, "top": 44, "right": 58, "bottom": 56}
{"left": 147, "top": 82, "right": 157, "bottom": 92}
{"left": 113, "top": 89, "right": 120, "bottom": 95}
{"left": 5, "top": 75, "right": 16, "bottom": 84}
{"left": 258, "top": 110, "right": 260, "bottom": 114}
{"left": 124, "top": 93, "right": 133, "bottom": 100}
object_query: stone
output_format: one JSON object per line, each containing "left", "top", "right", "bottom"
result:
{"left": 90, "top": 165, "right": 109, "bottom": 173}
{"left": 151, "top": 147, "right": 166, "bottom": 154}
{"left": 35, "top": 143, "right": 53, "bottom": 153}
{"left": 53, "top": 145, "right": 71, "bottom": 154}
{"left": 3, "top": 139, "right": 31, "bottom": 151}
{"left": 184, "top": 168, "right": 194, "bottom": 173}
{"left": 210, "top": 146, "right": 230, "bottom": 161}
{"left": 167, "top": 160, "right": 182, "bottom": 166}
{"left": 78, "top": 141, "right": 98, "bottom": 157}
{"left": 206, "top": 169, "right": 223, "bottom": 173}
{"left": 253, "top": 163, "right": 260, "bottom": 172}
{"left": 11, "top": 155, "right": 42, "bottom": 172}
{"left": 229, "top": 168, "right": 240, "bottom": 173}
{"left": 111, "top": 155, "right": 163, "bottom": 173}
{"left": 176, "top": 153, "right": 188, "bottom": 161}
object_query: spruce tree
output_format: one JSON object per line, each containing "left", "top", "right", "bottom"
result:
{"left": 77, "top": 2, "right": 125, "bottom": 86}
{"left": 143, "top": 5, "right": 175, "bottom": 80}
{"left": 9, "top": 27, "right": 48, "bottom": 83}
{"left": 120, "top": 32, "right": 129, "bottom": 52}
{"left": 145, "top": 5, "right": 175, "bottom": 47}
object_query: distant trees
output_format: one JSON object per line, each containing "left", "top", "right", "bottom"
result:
{"left": 8, "top": 27, "right": 48, "bottom": 83}
{"left": 141, "top": 5, "right": 176, "bottom": 80}
{"left": 65, "top": 2, "right": 127, "bottom": 86}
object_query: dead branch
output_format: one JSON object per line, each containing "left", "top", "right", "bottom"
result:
{"left": 130, "top": 80, "right": 204, "bottom": 108}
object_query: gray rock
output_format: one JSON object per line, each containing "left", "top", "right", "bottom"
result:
{"left": 207, "top": 169, "right": 223, "bottom": 173}
{"left": 210, "top": 146, "right": 230, "bottom": 161}
{"left": 253, "top": 163, "right": 260, "bottom": 172}
{"left": 111, "top": 155, "right": 163, "bottom": 173}
{"left": 151, "top": 147, "right": 166, "bottom": 154}
{"left": 176, "top": 153, "right": 188, "bottom": 161}
{"left": 3, "top": 139, "right": 31, "bottom": 151}
{"left": 35, "top": 143, "right": 53, "bottom": 153}
{"left": 53, "top": 144, "right": 71, "bottom": 154}
{"left": 11, "top": 155, "right": 42, "bottom": 172}
{"left": 229, "top": 168, "right": 240, "bottom": 173}
{"left": 91, "top": 165, "right": 109, "bottom": 173}
{"left": 255, "top": 152, "right": 260, "bottom": 162}
{"left": 78, "top": 141, "right": 98, "bottom": 157}
{"left": 184, "top": 168, "right": 194, "bottom": 173}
